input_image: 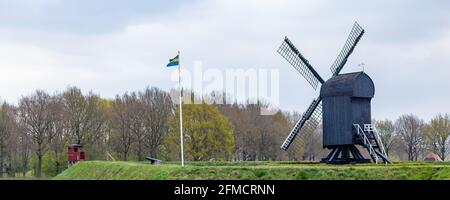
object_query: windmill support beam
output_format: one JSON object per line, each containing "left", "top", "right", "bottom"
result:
{"left": 321, "top": 145, "right": 371, "bottom": 164}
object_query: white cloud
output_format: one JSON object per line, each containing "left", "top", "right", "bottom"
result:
{"left": 0, "top": 0, "right": 449, "bottom": 121}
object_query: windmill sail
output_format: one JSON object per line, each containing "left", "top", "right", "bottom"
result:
{"left": 277, "top": 37, "right": 325, "bottom": 90}
{"left": 330, "top": 22, "right": 365, "bottom": 76}
{"left": 281, "top": 98, "right": 322, "bottom": 151}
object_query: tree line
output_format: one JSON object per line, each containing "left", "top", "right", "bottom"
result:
{"left": 0, "top": 86, "right": 449, "bottom": 177}
{"left": 374, "top": 114, "right": 450, "bottom": 161}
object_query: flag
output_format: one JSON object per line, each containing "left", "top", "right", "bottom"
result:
{"left": 167, "top": 53, "right": 179, "bottom": 67}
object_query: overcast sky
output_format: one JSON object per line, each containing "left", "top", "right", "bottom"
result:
{"left": 0, "top": 0, "right": 449, "bottom": 121}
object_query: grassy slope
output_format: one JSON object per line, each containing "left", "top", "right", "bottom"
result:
{"left": 53, "top": 161, "right": 450, "bottom": 180}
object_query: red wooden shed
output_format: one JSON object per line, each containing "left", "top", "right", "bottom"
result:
{"left": 68, "top": 144, "right": 87, "bottom": 166}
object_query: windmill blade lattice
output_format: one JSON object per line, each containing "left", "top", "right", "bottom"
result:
{"left": 330, "top": 22, "right": 365, "bottom": 76}
{"left": 281, "top": 99, "right": 322, "bottom": 151}
{"left": 277, "top": 37, "right": 325, "bottom": 90}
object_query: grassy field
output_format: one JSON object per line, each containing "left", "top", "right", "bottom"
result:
{"left": 53, "top": 161, "right": 450, "bottom": 180}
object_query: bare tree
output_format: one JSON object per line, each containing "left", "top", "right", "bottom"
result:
{"left": 283, "top": 111, "right": 303, "bottom": 161}
{"left": 249, "top": 101, "right": 291, "bottom": 161}
{"left": 395, "top": 114, "right": 424, "bottom": 161}
{"left": 110, "top": 94, "right": 134, "bottom": 161}
{"left": 127, "top": 92, "right": 146, "bottom": 161}
{"left": 48, "top": 96, "right": 67, "bottom": 175}
{"left": 0, "top": 103, "right": 16, "bottom": 177}
{"left": 374, "top": 119, "right": 397, "bottom": 157}
{"left": 236, "top": 103, "right": 259, "bottom": 161}
{"left": 140, "top": 87, "right": 173, "bottom": 158}
{"left": 18, "top": 90, "right": 57, "bottom": 177}
{"left": 218, "top": 102, "right": 255, "bottom": 161}
{"left": 18, "top": 124, "right": 31, "bottom": 176}
{"left": 62, "top": 87, "right": 106, "bottom": 146}
{"left": 424, "top": 114, "right": 450, "bottom": 160}
{"left": 302, "top": 126, "right": 323, "bottom": 161}
{"left": 216, "top": 99, "right": 292, "bottom": 161}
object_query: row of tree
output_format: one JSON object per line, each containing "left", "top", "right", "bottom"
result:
{"left": 374, "top": 114, "right": 450, "bottom": 161}
{"left": 0, "top": 87, "right": 175, "bottom": 177}
{"left": 0, "top": 87, "right": 449, "bottom": 177}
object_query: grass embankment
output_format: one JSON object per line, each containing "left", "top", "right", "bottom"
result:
{"left": 53, "top": 161, "right": 450, "bottom": 180}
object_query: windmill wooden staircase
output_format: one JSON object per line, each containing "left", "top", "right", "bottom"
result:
{"left": 353, "top": 124, "right": 391, "bottom": 164}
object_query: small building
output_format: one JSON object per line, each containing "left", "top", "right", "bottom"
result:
{"left": 423, "top": 152, "right": 442, "bottom": 161}
{"left": 68, "top": 144, "right": 87, "bottom": 165}
{"left": 320, "top": 72, "right": 375, "bottom": 147}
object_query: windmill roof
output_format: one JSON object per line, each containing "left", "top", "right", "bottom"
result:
{"left": 320, "top": 72, "right": 375, "bottom": 98}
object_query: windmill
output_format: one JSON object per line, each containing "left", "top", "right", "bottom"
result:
{"left": 278, "top": 22, "right": 390, "bottom": 164}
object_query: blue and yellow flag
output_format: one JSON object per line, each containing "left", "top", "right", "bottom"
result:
{"left": 167, "top": 53, "right": 180, "bottom": 67}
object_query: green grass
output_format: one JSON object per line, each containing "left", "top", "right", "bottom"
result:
{"left": 53, "top": 161, "right": 450, "bottom": 180}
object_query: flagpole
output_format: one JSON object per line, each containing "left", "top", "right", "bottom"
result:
{"left": 178, "top": 51, "right": 184, "bottom": 167}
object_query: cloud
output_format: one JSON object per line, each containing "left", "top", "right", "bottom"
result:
{"left": 0, "top": 0, "right": 449, "bottom": 121}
